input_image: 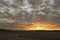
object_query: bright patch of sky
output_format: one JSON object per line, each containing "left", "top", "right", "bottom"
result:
{"left": 22, "top": 0, "right": 34, "bottom": 13}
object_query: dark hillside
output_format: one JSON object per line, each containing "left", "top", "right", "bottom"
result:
{"left": 0, "top": 29, "right": 60, "bottom": 40}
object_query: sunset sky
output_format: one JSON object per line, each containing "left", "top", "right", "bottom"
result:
{"left": 0, "top": 0, "right": 60, "bottom": 30}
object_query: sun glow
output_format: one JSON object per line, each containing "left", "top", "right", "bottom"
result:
{"left": 24, "top": 23, "right": 46, "bottom": 30}
{"left": 21, "top": 22, "right": 60, "bottom": 30}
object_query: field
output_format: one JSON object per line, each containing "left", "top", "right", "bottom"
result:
{"left": 0, "top": 30, "right": 60, "bottom": 40}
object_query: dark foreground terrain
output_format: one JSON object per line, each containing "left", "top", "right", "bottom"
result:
{"left": 0, "top": 29, "right": 60, "bottom": 40}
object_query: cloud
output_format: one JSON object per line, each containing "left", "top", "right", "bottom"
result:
{"left": 0, "top": 0, "right": 60, "bottom": 30}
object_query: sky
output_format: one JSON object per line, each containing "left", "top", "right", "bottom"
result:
{"left": 0, "top": 0, "right": 60, "bottom": 30}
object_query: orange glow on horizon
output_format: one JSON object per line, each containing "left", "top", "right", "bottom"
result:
{"left": 22, "top": 22, "right": 60, "bottom": 30}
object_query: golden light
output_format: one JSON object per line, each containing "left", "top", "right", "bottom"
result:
{"left": 16, "top": 21, "right": 60, "bottom": 30}
{"left": 24, "top": 23, "right": 46, "bottom": 30}
{"left": 26, "top": 27, "right": 47, "bottom": 30}
{"left": 23, "top": 22, "right": 60, "bottom": 30}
